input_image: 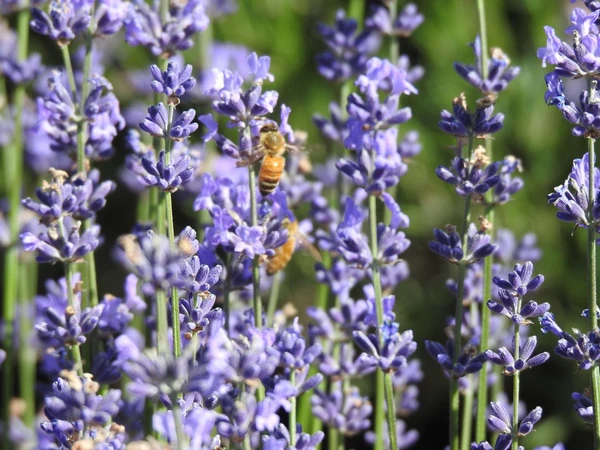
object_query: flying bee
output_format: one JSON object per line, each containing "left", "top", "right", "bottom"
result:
{"left": 267, "top": 218, "right": 322, "bottom": 275}
{"left": 237, "top": 122, "right": 296, "bottom": 196}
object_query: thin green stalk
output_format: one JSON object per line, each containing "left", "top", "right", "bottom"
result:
{"left": 65, "top": 263, "right": 84, "bottom": 376}
{"left": 267, "top": 271, "right": 282, "bottom": 326}
{"left": 198, "top": 20, "right": 213, "bottom": 71}
{"left": 155, "top": 289, "right": 169, "bottom": 354}
{"left": 289, "top": 370, "right": 297, "bottom": 446}
{"left": 477, "top": 0, "right": 489, "bottom": 79}
{"left": 462, "top": 301, "right": 478, "bottom": 449}
{"left": 18, "top": 263, "right": 35, "bottom": 426}
{"left": 461, "top": 376, "right": 474, "bottom": 450}
{"left": 476, "top": 0, "right": 492, "bottom": 440}
{"left": 60, "top": 46, "right": 78, "bottom": 103}
{"left": 248, "top": 160, "right": 262, "bottom": 329}
{"left": 511, "top": 313, "right": 521, "bottom": 450}
{"left": 383, "top": 0, "right": 400, "bottom": 225}
{"left": 374, "top": 369, "right": 385, "bottom": 450}
{"left": 173, "top": 405, "right": 186, "bottom": 450}
{"left": 450, "top": 194, "right": 473, "bottom": 450}
{"left": 2, "top": 9, "right": 30, "bottom": 446}
{"left": 587, "top": 128, "right": 600, "bottom": 448}
{"left": 368, "top": 194, "right": 398, "bottom": 450}
{"left": 163, "top": 103, "right": 181, "bottom": 357}
{"left": 476, "top": 227, "right": 493, "bottom": 441}
{"left": 348, "top": 0, "right": 364, "bottom": 26}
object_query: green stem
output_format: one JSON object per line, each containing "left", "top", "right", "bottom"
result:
{"left": 163, "top": 103, "right": 181, "bottom": 358}
{"left": 587, "top": 128, "right": 600, "bottom": 448}
{"left": 248, "top": 160, "right": 262, "bottom": 329}
{"left": 173, "top": 405, "right": 186, "bottom": 450}
{"left": 267, "top": 271, "right": 282, "bottom": 327}
{"left": 476, "top": 245, "right": 492, "bottom": 441}
{"left": 368, "top": 194, "right": 398, "bottom": 450}
{"left": 450, "top": 193, "right": 473, "bottom": 450}
{"left": 198, "top": 20, "right": 213, "bottom": 71}
{"left": 476, "top": 0, "right": 489, "bottom": 80}
{"left": 348, "top": 0, "right": 364, "bottom": 26}
{"left": 155, "top": 289, "right": 169, "bottom": 354}
{"left": 60, "top": 46, "right": 78, "bottom": 104}
{"left": 18, "top": 263, "right": 35, "bottom": 427}
{"left": 2, "top": 9, "right": 30, "bottom": 445}
{"left": 65, "top": 263, "right": 84, "bottom": 376}
{"left": 461, "top": 376, "right": 474, "bottom": 450}
{"left": 511, "top": 314, "right": 521, "bottom": 450}
{"left": 290, "top": 370, "right": 297, "bottom": 446}
{"left": 476, "top": 0, "right": 494, "bottom": 440}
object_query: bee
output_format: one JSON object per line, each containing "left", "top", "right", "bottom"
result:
{"left": 237, "top": 123, "right": 292, "bottom": 196}
{"left": 267, "top": 218, "right": 322, "bottom": 275}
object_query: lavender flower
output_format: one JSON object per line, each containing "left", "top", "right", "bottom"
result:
{"left": 140, "top": 150, "right": 194, "bottom": 192}
{"left": 366, "top": 3, "right": 424, "bottom": 37}
{"left": 489, "top": 156, "right": 524, "bottom": 206}
{"left": 430, "top": 223, "right": 498, "bottom": 265}
{"left": 316, "top": 9, "right": 381, "bottom": 82}
{"left": 435, "top": 149, "right": 501, "bottom": 198}
{"left": 123, "top": 348, "right": 190, "bottom": 405}
{"left": 538, "top": 8, "right": 600, "bottom": 78}
{"left": 41, "top": 371, "right": 121, "bottom": 446}
{"left": 548, "top": 152, "right": 600, "bottom": 227}
{"left": 124, "top": 0, "right": 209, "bottom": 57}
{"left": 573, "top": 390, "right": 594, "bottom": 424}
{"left": 150, "top": 61, "right": 196, "bottom": 102}
{"left": 544, "top": 73, "right": 600, "bottom": 138}
{"left": 540, "top": 312, "right": 600, "bottom": 370}
{"left": 425, "top": 339, "right": 487, "bottom": 377}
{"left": 140, "top": 103, "right": 199, "bottom": 140}
{"left": 31, "top": 0, "right": 92, "bottom": 45}
{"left": 22, "top": 168, "right": 115, "bottom": 224}
{"left": 439, "top": 93, "right": 504, "bottom": 138}
{"left": 485, "top": 336, "right": 550, "bottom": 374}
{"left": 354, "top": 323, "right": 417, "bottom": 373}
{"left": 312, "top": 385, "right": 372, "bottom": 436}
{"left": 115, "top": 230, "right": 184, "bottom": 292}
{"left": 487, "top": 289, "right": 550, "bottom": 325}
{"left": 454, "top": 36, "right": 520, "bottom": 95}
{"left": 38, "top": 73, "right": 125, "bottom": 160}
{"left": 21, "top": 216, "right": 101, "bottom": 263}
{"left": 488, "top": 401, "right": 543, "bottom": 436}
{"left": 36, "top": 299, "right": 104, "bottom": 348}
{"left": 0, "top": 22, "right": 42, "bottom": 84}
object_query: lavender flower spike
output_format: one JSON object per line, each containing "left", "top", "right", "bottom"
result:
{"left": 439, "top": 93, "right": 504, "bottom": 138}
{"left": 485, "top": 336, "right": 550, "bottom": 374}
{"left": 430, "top": 223, "right": 498, "bottom": 265}
{"left": 140, "top": 150, "right": 194, "bottom": 192}
{"left": 150, "top": 61, "right": 196, "bottom": 102}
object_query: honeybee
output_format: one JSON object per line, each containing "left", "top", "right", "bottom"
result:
{"left": 267, "top": 218, "right": 322, "bottom": 275}
{"left": 237, "top": 123, "right": 294, "bottom": 196}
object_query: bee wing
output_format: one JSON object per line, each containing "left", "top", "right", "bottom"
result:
{"left": 236, "top": 146, "right": 266, "bottom": 167}
{"left": 295, "top": 232, "right": 322, "bottom": 263}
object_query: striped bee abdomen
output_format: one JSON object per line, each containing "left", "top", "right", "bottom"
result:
{"left": 258, "top": 155, "right": 285, "bottom": 196}
{"left": 267, "top": 235, "right": 296, "bottom": 275}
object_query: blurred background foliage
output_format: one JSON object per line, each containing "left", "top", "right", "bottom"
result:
{"left": 18, "top": 0, "right": 592, "bottom": 448}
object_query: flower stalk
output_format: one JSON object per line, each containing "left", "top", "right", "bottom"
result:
{"left": 368, "top": 194, "right": 398, "bottom": 450}
{"left": 247, "top": 128, "right": 262, "bottom": 330}
{"left": 511, "top": 302, "right": 522, "bottom": 450}
{"left": 450, "top": 138, "right": 474, "bottom": 450}
{"left": 476, "top": 0, "right": 493, "bottom": 441}
{"left": 587, "top": 90, "right": 600, "bottom": 447}
{"left": 64, "top": 262, "right": 84, "bottom": 377}
{"left": 163, "top": 102, "right": 181, "bottom": 357}
{"left": 2, "top": 7, "right": 31, "bottom": 444}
